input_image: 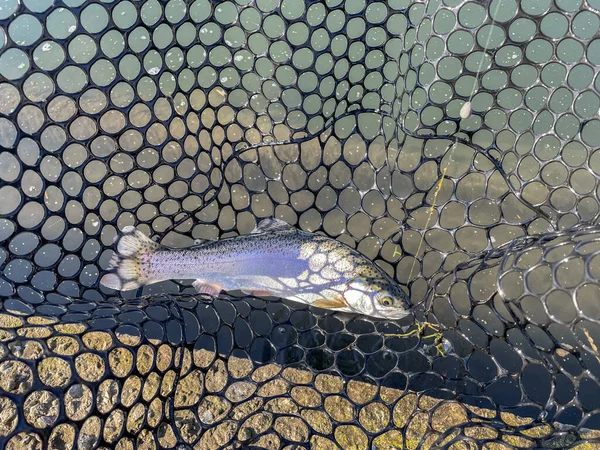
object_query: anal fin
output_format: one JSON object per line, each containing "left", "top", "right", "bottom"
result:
{"left": 193, "top": 280, "right": 223, "bottom": 296}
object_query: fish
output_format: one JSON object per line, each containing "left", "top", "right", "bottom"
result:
{"left": 100, "top": 218, "right": 411, "bottom": 319}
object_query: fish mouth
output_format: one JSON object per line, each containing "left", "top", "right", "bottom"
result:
{"left": 375, "top": 308, "right": 411, "bottom": 320}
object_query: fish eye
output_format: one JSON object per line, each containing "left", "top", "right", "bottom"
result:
{"left": 380, "top": 296, "right": 393, "bottom": 306}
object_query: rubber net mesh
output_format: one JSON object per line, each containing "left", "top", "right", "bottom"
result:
{"left": 0, "top": 0, "right": 600, "bottom": 448}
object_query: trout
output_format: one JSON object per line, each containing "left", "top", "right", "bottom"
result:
{"left": 100, "top": 218, "right": 410, "bottom": 319}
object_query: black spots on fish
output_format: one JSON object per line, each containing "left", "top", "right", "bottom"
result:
{"left": 356, "top": 265, "right": 378, "bottom": 279}
{"left": 319, "top": 240, "right": 338, "bottom": 252}
{"left": 355, "top": 276, "right": 390, "bottom": 294}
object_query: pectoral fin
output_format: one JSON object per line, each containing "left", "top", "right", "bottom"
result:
{"left": 313, "top": 294, "right": 348, "bottom": 309}
{"left": 193, "top": 280, "right": 223, "bottom": 296}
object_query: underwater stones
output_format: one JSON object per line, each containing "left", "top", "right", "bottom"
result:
{"left": 125, "top": 403, "right": 146, "bottom": 434}
{"left": 75, "top": 352, "right": 105, "bottom": 382}
{"left": 160, "top": 370, "right": 177, "bottom": 397}
{"left": 109, "top": 347, "right": 134, "bottom": 378}
{"left": 147, "top": 397, "right": 163, "bottom": 428}
{"left": 358, "top": 403, "right": 390, "bottom": 434}
{"left": 310, "top": 435, "right": 341, "bottom": 450}
{"left": 463, "top": 425, "right": 499, "bottom": 440}
{"left": 136, "top": 344, "right": 155, "bottom": 375}
{"left": 116, "top": 327, "right": 142, "bottom": 347}
{"left": 24, "top": 390, "right": 59, "bottom": 428}
{"left": 104, "top": 409, "right": 125, "bottom": 443}
{"left": 205, "top": 359, "right": 228, "bottom": 393}
{"left": 174, "top": 370, "right": 204, "bottom": 407}
{"left": 48, "top": 424, "right": 76, "bottom": 450}
{"left": 8, "top": 340, "right": 43, "bottom": 360}
{"left": 301, "top": 410, "right": 333, "bottom": 435}
{"left": 264, "top": 398, "right": 299, "bottom": 415}
{"left": 97, "top": 379, "right": 120, "bottom": 414}
{"left": 122, "top": 376, "right": 143, "bottom": 407}
{"left": 82, "top": 331, "right": 113, "bottom": 351}
{"left": 0, "top": 314, "right": 23, "bottom": 328}
{"left": 273, "top": 416, "right": 309, "bottom": 443}
{"left": 324, "top": 396, "right": 356, "bottom": 423}
{"left": 0, "top": 397, "right": 18, "bottom": 436}
{"left": 257, "top": 378, "right": 289, "bottom": 397}
{"left": 291, "top": 386, "right": 321, "bottom": 407}
{"left": 6, "top": 432, "right": 43, "bottom": 450}
{"left": 0, "top": 331, "right": 14, "bottom": 344}
{"left": 177, "top": 341, "right": 192, "bottom": 369}
{"left": 38, "top": 357, "right": 71, "bottom": 387}
{"left": 65, "top": 384, "right": 94, "bottom": 421}
{"left": 78, "top": 416, "right": 102, "bottom": 450}
{"left": 225, "top": 381, "right": 257, "bottom": 403}
{"left": 0, "top": 360, "right": 33, "bottom": 394}
{"left": 281, "top": 366, "right": 313, "bottom": 384}
{"left": 228, "top": 353, "right": 254, "bottom": 379}
{"left": 157, "top": 423, "right": 178, "bottom": 448}
{"left": 198, "top": 396, "right": 232, "bottom": 425}
{"left": 53, "top": 323, "right": 87, "bottom": 335}
{"left": 136, "top": 430, "right": 155, "bottom": 450}
{"left": 47, "top": 335, "right": 79, "bottom": 356}
{"left": 380, "top": 384, "right": 405, "bottom": 405}
{"left": 195, "top": 421, "right": 237, "bottom": 450}
{"left": 193, "top": 342, "right": 216, "bottom": 369}
{"left": 238, "top": 412, "right": 274, "bottom": 441}
{"left": 393, "top": 393, "right": 417, "bottom": 429}
{"left": 115, "top": 437, "right": 134, "bottom": 450}
{"left": 315, "top": 374, "right": 344, "bottom": 394}
{"left": 251, "top": 363, "right": 282, "bottom": 382}
{"left": 18, "top": 326, "right": 52, "bottom": 339}
{"left": 347, "top": 379, "right": 378, "bottom": 404}
{"left": 156, "top": 344, "right": 174, "bottom": 372}
{"left": 0, "top": 302, "right": 594, "bottom": 450}
{"left": 431, "top": 401, "right": 469, "bottom": 433}
{"left": 174, "top": 410, "right": 202, "bottom": 444}
{"left": 230, "top": 398, "right": 264, "bottom": 421}
{"left": 334, "top": 425, "right": 368, "bottom": 450}
{"left": 371, "top": 431, "right": 404, "bottom": 450}
{"left": 142, "top": 372, "right": 161, "bottom": 401}
{"left": 406, "top": 412, "right": 430, "bottom": 448}
{"left": 250, "top": 433, "right": 281, "bottom": 450}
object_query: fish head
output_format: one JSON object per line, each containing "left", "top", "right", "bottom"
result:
{"left": 345, "top": 279, "right": 410, "bottom": 319}
{"left": 372, "top": 283, "right": 411, "bottom": 319}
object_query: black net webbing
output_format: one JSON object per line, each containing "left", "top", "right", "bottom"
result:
{"left": 1, "top": 0, "right": 600, "bottom": 448}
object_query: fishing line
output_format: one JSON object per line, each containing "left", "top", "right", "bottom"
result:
{"left": 407, "top": 0, "right": 504, "bottom": 316}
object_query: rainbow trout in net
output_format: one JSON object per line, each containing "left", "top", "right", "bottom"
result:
{"left": 101, "top": 218, "right": 410, "bottom": 319}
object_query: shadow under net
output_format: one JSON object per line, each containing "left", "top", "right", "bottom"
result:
{"left": 0, "top": 0, "right": 600, "bottom": 448}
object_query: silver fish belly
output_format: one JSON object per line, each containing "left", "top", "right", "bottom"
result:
{"left": 100, "top": 218, "right": 410, "bottom": 319}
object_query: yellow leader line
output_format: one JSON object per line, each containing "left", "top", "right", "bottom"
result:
{"left": 407, "top": 166, "right": 448, "bottom": 285}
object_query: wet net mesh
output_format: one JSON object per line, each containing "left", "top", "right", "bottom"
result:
{"left": 0, "top": 0, "right": 600, "bottom": 448}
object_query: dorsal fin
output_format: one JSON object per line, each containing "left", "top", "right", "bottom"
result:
{"left": 251, "top": 218, "right": 295, "bottom": 234}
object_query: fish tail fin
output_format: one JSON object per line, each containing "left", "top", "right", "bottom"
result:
{"left": 100, "top": 226, "right": 162, "bottom": 291}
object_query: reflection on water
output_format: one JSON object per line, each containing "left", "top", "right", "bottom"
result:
{"left": 0, "top": 0, "right": 599, "bottom": 446}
